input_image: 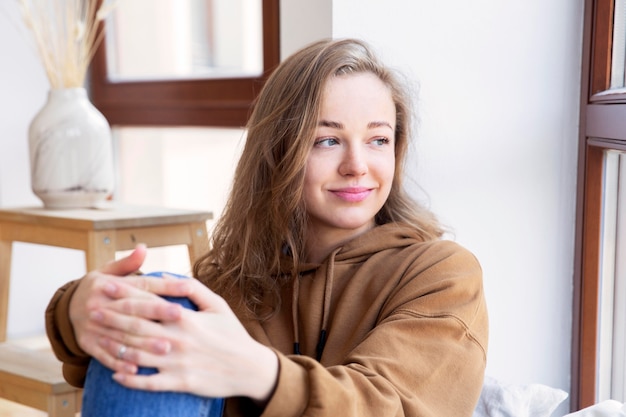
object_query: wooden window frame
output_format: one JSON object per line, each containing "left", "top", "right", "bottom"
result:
{"left": 89, "top": 0, "right": 280, "bottom": 128}
{"left": 573, "top": 0, "right": 626, "bottom": 410}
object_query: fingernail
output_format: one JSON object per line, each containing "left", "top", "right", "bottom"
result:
{"left": 165, "top": 304, "right": 181, "bottom": 320}
{"left": 104, "top": 282, "right": 117, "bottom": 295}
{"left": 175, "top": 280, "right": 190, "bottom": 292}
{"left": 154, "top": 339, "right": 171, "bottom": 354}
{"left": 112, "top": 373, "right": 125, "bottom": 383}
{"left": 123, "top": 364, "right": 137, "bottom": 374}
{"left": 90, "top": 310, "right": 104, "bottom": 322}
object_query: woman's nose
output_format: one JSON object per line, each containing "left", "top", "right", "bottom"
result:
{"left": 339, "top": 147, "right": 368, "bottom": 176}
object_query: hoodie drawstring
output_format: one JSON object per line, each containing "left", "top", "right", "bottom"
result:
{"left": 292, "top": 248, "right": 340, "bottom": 362}
{"left": 292, "top": 276, "right": 301, "bottom": 355}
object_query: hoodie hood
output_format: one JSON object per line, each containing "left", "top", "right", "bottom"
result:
{"left": 288, "top": 223, "right": 428, "bottom": 360}
{"left": 291, "top": 222, "right": 426, "bottom": 274}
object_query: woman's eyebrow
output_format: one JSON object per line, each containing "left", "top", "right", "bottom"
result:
{"left": 318, "top": 120, "right": 394, "bottom": 130}
{"left": 318, "top": 119, "right": 343, "bottom": 129}
{"left": 368, "top": 121, "right": 394, "bottom": 131}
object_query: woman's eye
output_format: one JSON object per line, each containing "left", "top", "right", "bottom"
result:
{"left": 372, "top": 137, "right": 390, "bottom": 146}
{"left": 314, "top": 137, "right": 339, "bottom": 147}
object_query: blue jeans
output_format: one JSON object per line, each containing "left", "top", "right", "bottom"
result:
{"left": 81, "top": 272, "right": 225, "bottom": 417}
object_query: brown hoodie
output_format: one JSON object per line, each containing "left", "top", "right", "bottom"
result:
{"left": 46, "top": 222, "right": 488, "bottom": 417}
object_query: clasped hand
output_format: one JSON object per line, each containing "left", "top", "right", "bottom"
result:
{"left": 68, "top": 245, "right": 278, "bottom": 402}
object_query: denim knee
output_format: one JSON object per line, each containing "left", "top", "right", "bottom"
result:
{"left": 81, "top": 272, "right": 224, "bottom": 417}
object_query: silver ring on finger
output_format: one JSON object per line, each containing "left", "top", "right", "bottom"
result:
{"left": 117, "top": 344, "right": 127, "bottom": 360}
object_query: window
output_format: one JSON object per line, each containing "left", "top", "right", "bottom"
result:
{"left": 87, "top": 1, "right": 279, "bottom": 273}
{"left": 89, "top": 0, "right": 280, "bottom": 127}
{"left": 112, "top": 126, "right": 245, "bottom": 274}
{"left": 573, "top": 0, "right": 626, "bottom": 409}
{"left": 596, "top": 151, "right": 626, "bottom": 401}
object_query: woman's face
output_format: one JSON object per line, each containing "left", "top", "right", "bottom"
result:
{"left": 303, "top": 72, "right": 396, "bottom": 249}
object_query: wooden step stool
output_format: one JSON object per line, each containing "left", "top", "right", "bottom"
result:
{"left": 0, "top": 343, "right": 81, "bottom": 416}
{"left": 0, "top": 204, "right": 213, "bottom": 415}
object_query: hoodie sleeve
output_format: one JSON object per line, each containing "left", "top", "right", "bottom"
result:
{"left": 45, "top": 279, "right": 91, "bottom": 387}
{"left": 257, "top": 240, "right": 488, "bottom": 417}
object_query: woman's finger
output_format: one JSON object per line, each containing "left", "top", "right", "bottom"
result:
{"left": 183, "top": 278, "right": 231, "bottom": 313}
{"left": 93, "top": 322, "right": 170, "bottom": 353}
{"left": 93, "top": 347, "right": 139, "bottom": 375}
{"left": 90, "top": 304, "right": 173, "bottom": 339}
{"left": 122, "top": 297, "right": 184, "bottom": 322}
{"left": 75, "top": 327, "right": 139, "bottom": 375}
{"left": 98, "top": 336, "right": 171, "bottom": 363}
{"left": 112, "top": 368, "right": 174, "bottom": 392}
{"left": 100, "top": 244, "right": 147, "bottom": 275}
{"left": 102, "top": 276, "right": 194, "bottom": 306}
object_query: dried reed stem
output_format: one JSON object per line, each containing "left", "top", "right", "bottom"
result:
{"left": 17, "top": 0, "right": 119, "bottom": 89}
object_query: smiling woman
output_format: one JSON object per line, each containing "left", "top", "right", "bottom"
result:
{"left": 45, "top": 38, "right": 488, "bottom": 417}
{"left": 303, "top": 73, "right": 397, "bottom": 263}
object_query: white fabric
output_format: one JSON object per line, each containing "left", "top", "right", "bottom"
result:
{"left": 564, "top": 400, "right": 626, "bottom": 417}
{"left": 473, "top": 376, "right": 569, "bottom": 417}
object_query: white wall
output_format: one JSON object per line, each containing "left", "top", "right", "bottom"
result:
{"left": 1, "top": 0, "right": 583, "bottom": 413}
{"left": 329, "top": 0, "right": 583, "bottom": 414}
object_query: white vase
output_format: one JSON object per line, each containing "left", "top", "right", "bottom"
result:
{"left": 28, "top": 88, "right": 114, "bottom": 209}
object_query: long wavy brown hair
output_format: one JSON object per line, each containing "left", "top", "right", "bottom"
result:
{"left": 193, "top": 38, "right": 443, "bottom": 317}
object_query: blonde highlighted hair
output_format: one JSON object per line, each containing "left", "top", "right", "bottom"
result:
{"left": 193, "top": 38, "right": 442, "bottom": 317}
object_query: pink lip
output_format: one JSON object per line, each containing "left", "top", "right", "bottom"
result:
{"left": 331, "top": 187, "right": 372, "bottom": 203}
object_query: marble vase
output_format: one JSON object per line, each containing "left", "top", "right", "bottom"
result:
{"left": 28, "top": 88, "right": 114, "bottom": 209}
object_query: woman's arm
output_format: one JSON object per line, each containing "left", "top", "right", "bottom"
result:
{"left": 45, "top": 245, "right": 200, "bottom": 386}
{"left": 45, "top": 278, "right": 90, "bottom": 386}
{"left": 89, "top": 276, "right": 279, "bottom": 403}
